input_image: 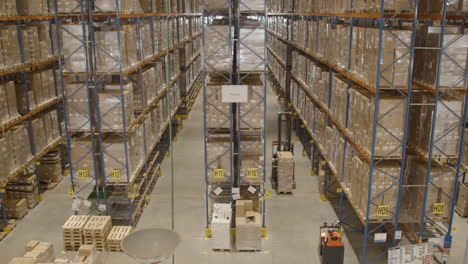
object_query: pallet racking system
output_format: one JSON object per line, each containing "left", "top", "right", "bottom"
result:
{"left": 54, "top": 0, "right": 202, "bottom": 226}
{"left": 0, "top": 1, "right": 65, "bottom": 236}
{"left": 202, "top": 0, "right": 268, "bottom": 242}
{"left": 267, "top": 0, "right": 467, "bottom": 263}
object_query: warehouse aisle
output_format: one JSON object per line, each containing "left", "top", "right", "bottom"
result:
{"left": 130, "top": 86, "right": 360, "bottom": 264}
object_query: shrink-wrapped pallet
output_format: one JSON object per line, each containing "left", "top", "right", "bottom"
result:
{"left": 277, "top": 151, "right": 294, "bottom": 193}
{"left": 403, "top": 156, "right": 456, "bottom": 221}
{"left": 409, "top": 93, "right": 463, "bottom": 158}
{"left": 0, "top": 25, "right": 21, "bottom": 69}
{"left": 235, "top": 201, "right": 262, "bottom": 251}
{"left": 98, "top": 83, "right": 134, "bottom": 132}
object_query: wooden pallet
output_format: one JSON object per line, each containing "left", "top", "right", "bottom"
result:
{"left": 62, "top": 215, "right": 90, "bottom": 250}
{"left": 107, "top": 226, "right": 132, "bottom": 251}
{"left": 83, "top": 216, "right": 112, "bottom": 251}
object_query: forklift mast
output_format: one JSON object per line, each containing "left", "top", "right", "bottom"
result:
{"left": 277, "top": 112, "right": 293, "bottom": 152}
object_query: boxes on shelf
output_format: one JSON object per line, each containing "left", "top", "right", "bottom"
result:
{"left": 62, "top": 23, "right": 145, "bottom": 73}
{"left": 456, "top": 183, "right": 468, "bottom": 217}
{"left": 7, "top": 124, "right": 33, "bottom": 169}
{"left": 403, "top": 156, "right": 456, "bottom": 221}
{"left": 4, "top": 198, "right": 28, "bottom": 219}
{"left": 235, "top": 200, "right": 262, "bottom": 251}
{"left": 349, "top": 89, "right": 406, "bottom": 158}
{"left": 0, "top": 0, "right": 17, "bottom": 16}
{"left": 38, "top": 150, "right": 63, "bottom": 184}
{"left": 16, "top": 0, "right": 49, "bottom": 15}
{"left": 94, "top": 25, "right": 138, "bottom": 73}
{"left": 0, "top": 81, "right": 19, "bottom": 123}
{"left": 0, "top": 25, "right": 21, "bottom": 70}
{"left": 70, "top": 130, "right": 144, "bottom": 184}
{"left": 65, "top": 82, "right": 134, "bottom": 132}
{"left": 94, "top": 0, "right": 143, "bottom": 13}
{"left": 414, "top": 26, "right": 468, "bottom": 89}
{"left": 409, "top": 93, "right": 463, "bottom": 158}
{"left": 6, "top": 173, "right": 40, "bottom": 209}
{"left": 206, "top": 137, "right": 231, "bottom": 184}
{"left": 98, "top": 83, "right": 135, "bottom": 132}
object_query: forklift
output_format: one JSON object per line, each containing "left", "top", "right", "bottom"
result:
{"left": 271, "top": 112, "right": 296, "bottom": 191}
{"left": 318, "top": 222, "right": 345, "bottom": 264}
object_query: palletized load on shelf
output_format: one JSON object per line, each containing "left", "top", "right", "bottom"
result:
{"left": 16, "top": 0, "right": 49, "bottom": 15}
{"left": 414, "top": 26, "right": 468, "bottom": 89}
{"left": 403, "top": 156, "right": 456, "bottom": 221}
{"left": 70, "top": 128, "right": 145, "bottom": 184}
{"left": 0, "top": 81, "right": 19, "bottom": 123}
{"left": 0, "top": 0, "right": 17, "bottom": 16}
{"left": 15, "top": 69, "right": 56, "bottom": 114}
{"left": 6, "top": 172, "right": 40, "bottom": 209}
{"left": 271, "top": 0, "right": 468, "bottom": 13}
{"left": 206, "top": 137, "right": 231, "bottom": 184}
{"left": 4, "top": 198, "right": 28, "bottom": 219}
{"left": 38, "top": 150, "right": 63, "bottom": 185}
{"left": 61, "top": 24, "right": 143, "bottom": 73}
{"left": 65, "top": 82, "right": 134, "bottom": 132}
{"left": 94, "top": 0, "right": 143, "bottom": 13}
{"left": 0, "top": 25, "right": 21, "bottom": 69}
{"left": 409, "top": 93, "right": 463, "bottom": 158}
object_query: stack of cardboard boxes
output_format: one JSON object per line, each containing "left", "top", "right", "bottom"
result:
{"left": 235, "top": 200, "right": 262, "bottom": 251}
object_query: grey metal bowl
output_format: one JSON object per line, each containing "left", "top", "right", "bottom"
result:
{"left": 121, "top": 228, "right": 181, "bottom": 264}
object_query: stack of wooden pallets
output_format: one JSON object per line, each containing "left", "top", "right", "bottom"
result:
{"left": 83, "top": 216, "right": 112, "bottom": 251}
{"left": 62, "top": 215, "right": 90, "bottom": 251}
{"left": 107, "top": 226, "right": 132, "bottom": 251}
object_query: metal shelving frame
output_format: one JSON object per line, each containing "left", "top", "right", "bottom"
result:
{"left": 0, "top": 0, "right": 64, "bottom": 233}
{"left": 267, "top": 0, "right": 467, "bottom": 263}
{"left": 54, "top": 0, "right": 201, "bottom": 226}
{"left": 202, "top": 0, "right": 268, "bottom": 236}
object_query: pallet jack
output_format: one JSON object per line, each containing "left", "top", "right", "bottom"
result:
{"left": 271, "top": 112, "right": 296, "bottom": 191}
{"left": 318, "top": 223, "right": 345, "bottom": 264}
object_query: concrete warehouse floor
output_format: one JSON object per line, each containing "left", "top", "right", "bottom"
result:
{"left": 0, "top": 86, "right": 466, "bottom": 264}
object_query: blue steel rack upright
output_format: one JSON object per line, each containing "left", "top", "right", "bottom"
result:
{"left": 267, "top": 0, "right": 467, "bottom": 263}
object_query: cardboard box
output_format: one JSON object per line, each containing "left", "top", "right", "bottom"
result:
{"left": 8, "top": 258, "right": 36, "bottom": 264}
{"left": 235, "top": 211, "right": 262, "bottom": 251}
{"left": 5, "top": 199, "right": 28, "bottom": 219}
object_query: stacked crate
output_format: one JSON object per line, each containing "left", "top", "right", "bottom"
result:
{"left": 106, "top": 226, "right": 132, "bottom": 251}
{"left": 83, "top": 216, "right": 112, "bottom": 251}
{"left": 62, "top": 215, "right": 90, "bottom": 251}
